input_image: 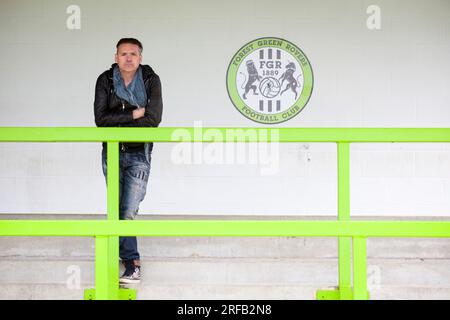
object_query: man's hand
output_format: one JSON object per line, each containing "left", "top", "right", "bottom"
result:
{"left": 132, "top": 107, "right": 145, "bottom": 120}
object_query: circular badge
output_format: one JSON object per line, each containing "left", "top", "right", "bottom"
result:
{"left": 226, "top": 37, "right": 314, "bottom": 124}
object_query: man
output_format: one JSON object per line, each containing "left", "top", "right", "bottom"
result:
{"left": 94, "top": 38, "right": 163, "bottom": 283}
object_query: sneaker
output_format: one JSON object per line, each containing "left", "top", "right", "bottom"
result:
{"left": 120, "top": 260, "right": 141, "bottom": 284}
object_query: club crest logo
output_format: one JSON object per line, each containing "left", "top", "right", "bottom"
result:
{"left": 226, "top": 37, "right": 314, "bottom": 124}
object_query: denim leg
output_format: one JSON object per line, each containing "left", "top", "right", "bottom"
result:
{"left": 101, "top": 148, "right": 151, "bottom": 261}
{"left": 119, "top": 151, "right": 151, "bottom": 261}
{"left": 101, "top": 148, "right": 124, "bottom": 199}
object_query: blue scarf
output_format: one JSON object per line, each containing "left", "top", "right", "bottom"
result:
{"left": 113, "top": 66, "right": 147, "bottom": 107}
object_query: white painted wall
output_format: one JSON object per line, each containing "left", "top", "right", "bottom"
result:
{"left": 0, "top": 0, "right": 449, "bottom": 216}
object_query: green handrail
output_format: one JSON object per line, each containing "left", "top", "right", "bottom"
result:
{"left": 1, "top": 127, "right": 450, "bottom": 142}
{"left": 1, "top": 220, "right": 450, "bottom": 237}
{"left": 0, "top": 127, "right": 449, "bottom": 300}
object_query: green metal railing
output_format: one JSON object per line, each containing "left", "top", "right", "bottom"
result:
{"left": 0, "top": 127, "right": 450, "bottom": 300}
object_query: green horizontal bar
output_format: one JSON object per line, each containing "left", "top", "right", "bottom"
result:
{"left": 1, "top": 220, "right": 450, "bottom": 237}
{"left": 0, "top": 127, "right": 449, "bottom": 142}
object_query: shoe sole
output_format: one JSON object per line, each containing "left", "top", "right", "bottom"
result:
{"left": 119, "top": 278, "right": 141, "bottom": 284}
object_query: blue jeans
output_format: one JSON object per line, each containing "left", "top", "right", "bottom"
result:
{"left": 101, "top": 144, "right": 152, "bottom": 261}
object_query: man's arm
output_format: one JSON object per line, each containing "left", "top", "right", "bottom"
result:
{"left": 94, "top": 73, "right": 134, "bottom": 127}
{"left": 131, "top": 75, "right": 163, "bottom": 127}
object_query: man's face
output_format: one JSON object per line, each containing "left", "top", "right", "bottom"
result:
{"left": 115, "top": 43, "right": 142, "bottom": 73}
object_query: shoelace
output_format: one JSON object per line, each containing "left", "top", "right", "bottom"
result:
{"left": 123, "top": 265, "right": 139, "bottom": 277}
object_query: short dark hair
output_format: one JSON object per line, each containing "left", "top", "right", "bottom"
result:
{"left": 116, "top": 38, "right": 143, "bottom": 53}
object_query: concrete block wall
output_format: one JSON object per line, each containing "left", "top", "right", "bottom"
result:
{"left": 0, "top": 2, "right": 449, "bottom": 213}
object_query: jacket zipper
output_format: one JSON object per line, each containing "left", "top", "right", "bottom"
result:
{"left": 121, "top": 101, "right": 125, "bottom": 152}
{"left": 117, "top": 74, "right": 150, "bottom": 152}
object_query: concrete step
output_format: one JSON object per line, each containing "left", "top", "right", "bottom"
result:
{"left": 1, "top": 215, "right": 449, "bottom": 260}
{"left": 1, "top": 215, "right": 450, "bottom": 299}
{"left": 1, "top": 236, "right": 450, "bottom": 259}
{"left": 4, "top": 284, "right": 450, "bottom": 300}
{"left": 1, "top": 257, "right": 450, "bottom": 299}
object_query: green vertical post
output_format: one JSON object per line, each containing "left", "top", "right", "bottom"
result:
{"left": 337, "top": 142, "right": 352, "bottom": 299}
{"left": 107, "top": 142, "right": 120, "bottom": 221}
{"left": 95, "top": 142, "right": 120, "bottom": 299}
{"left": 353, "top": 237, "right": 368, "bottom": 300}
{"left": 95, "top": 236, "right": 114, "bottom": 299}
{"left": 107, "top": 141, "right": 120, "bottom": 298}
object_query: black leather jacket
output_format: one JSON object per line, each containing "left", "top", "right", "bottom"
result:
{"left": 94, "top": 63, "right": 163, "bottom": 152}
